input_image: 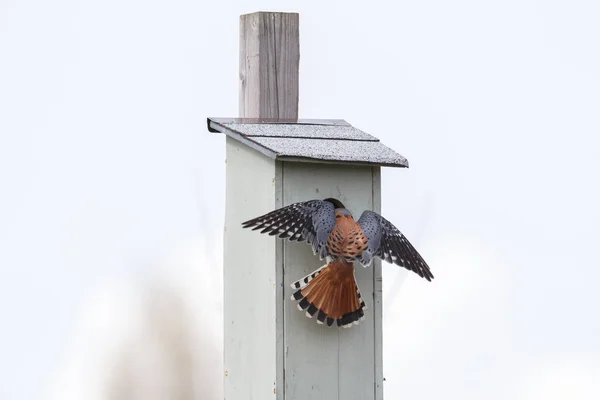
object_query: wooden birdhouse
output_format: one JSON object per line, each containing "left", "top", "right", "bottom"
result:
{"left": 208, "top": 117, "right": 410, "bottom": 400}
{"left": 208, "top": 11, "right": 411, "bottom": 400}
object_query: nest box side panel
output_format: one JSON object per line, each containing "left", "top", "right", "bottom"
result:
{"left": 282, "top": 162, "right": 381, "bottom": 400}
{"left": 224, "top": 136, "right": 283, "bottom": 399}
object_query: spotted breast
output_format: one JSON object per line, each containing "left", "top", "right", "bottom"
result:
{"left": 326, "top": 210, "right": 369, "bottom": 261}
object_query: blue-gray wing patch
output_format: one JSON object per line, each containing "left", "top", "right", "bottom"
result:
{"left": 357, "top": 210, "right": 433, "bottom": 281}
{"left": 242, "top": 200, "right": 336, "bottom": 260}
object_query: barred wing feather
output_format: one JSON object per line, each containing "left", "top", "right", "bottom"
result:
{"left": 241, "top": 200, "right": 336, "bottom": 260}
{"left": 357, "top": 210, "right": 433, "bottom": 281}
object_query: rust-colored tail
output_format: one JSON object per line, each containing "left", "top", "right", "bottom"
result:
{"left": 290, "top": 260, "right": 366, "bottom": 328}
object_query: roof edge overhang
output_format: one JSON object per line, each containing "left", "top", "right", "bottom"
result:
{"left": 209, "top": 118, "right": 279, "bottom": 159}
{"left": 207, "top": 117, "right": 410, "bottom": 168}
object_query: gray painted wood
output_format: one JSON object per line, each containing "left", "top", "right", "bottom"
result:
{"left": 223, "top": 143, "right": 384, "bottom": 400}
{"left": 282, "top": 162, "right": 382, "bottom": 399}
{"left": 274, "top": 160, "right": 285, "bottom": 398}
{"left": 239, "top": 12, "right": 300, "bottom": 119}
{"left": 224, "top": 136, "right": 280, "bottom": 399}
{"left": 372, "top": 167, "right": 384, "bottom": 400}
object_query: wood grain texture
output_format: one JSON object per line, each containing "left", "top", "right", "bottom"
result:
{"left": 372, "top": 166, "right": 384, "bottom": 400}
{"left": 282, "top": 162, "right": 381, "bottom": 400}
{"left": 274, "top": 160, "right": 285, "bottom": 399}
{"left": 239, "top": 12, "right": 300, "bottom": 119}
{"left": 224, "top": 137, "right": 279, "bottom": 399}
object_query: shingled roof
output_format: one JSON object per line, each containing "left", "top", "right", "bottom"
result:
{"left": 207, "top": 117, "right": 409, "bottom": 168}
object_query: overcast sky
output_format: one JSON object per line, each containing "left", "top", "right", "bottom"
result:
{"left": 1, "top": 0, "right": 599, "bottom": 399}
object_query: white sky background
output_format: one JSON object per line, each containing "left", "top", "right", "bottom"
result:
{"left": 1, "top": 0, "right": 600, "bottom": 399}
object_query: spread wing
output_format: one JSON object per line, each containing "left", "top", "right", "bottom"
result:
{"left": 357, "top": 210, "right": 433, "bottom": 281}
{"left": 241, "top": 200, "right": 336, "bottom": 260}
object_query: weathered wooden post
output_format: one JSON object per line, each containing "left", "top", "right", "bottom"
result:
{"left": 208, "top": 11, "right": 410, "bottom": 399}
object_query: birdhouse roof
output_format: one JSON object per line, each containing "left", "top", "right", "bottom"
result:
{"left": 207, "top": 117, "right": 409, "bottom": 168}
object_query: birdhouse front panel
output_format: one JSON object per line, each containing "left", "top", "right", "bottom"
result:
{"left": 281, "top": 162, "right": 382, "bottom": 400}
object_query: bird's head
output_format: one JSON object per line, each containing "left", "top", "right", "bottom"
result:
{"left": 324, "top": 198, "right": 345, "bottom": 209}
{"left": 326, "top": 198, "right": 353, "bottom": 219}
{"left": 335, "top": 208, "right": 353, "bottom": 219}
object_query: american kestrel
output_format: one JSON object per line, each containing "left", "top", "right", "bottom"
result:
{"left": 242, "top": 198, "right": 433, "bottom": 328}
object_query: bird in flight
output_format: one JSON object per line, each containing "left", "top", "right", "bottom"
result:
{"left": 241, "top": 198, "right": 433, "bottom": 328}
